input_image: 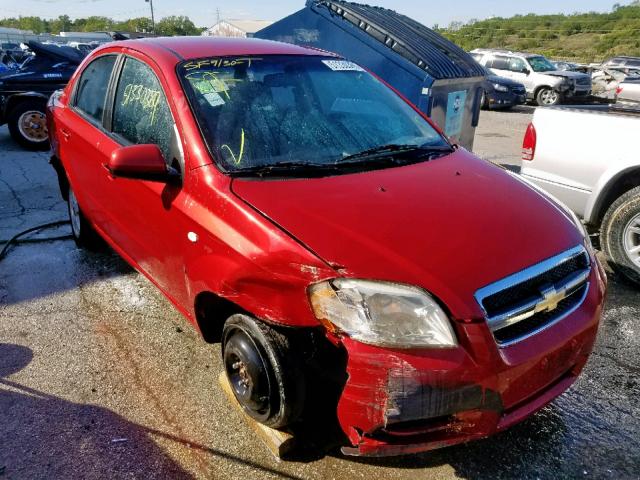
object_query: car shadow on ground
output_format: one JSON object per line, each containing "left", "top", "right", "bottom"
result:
{"left": 0, "top": 343, "right": 306, "bottom": 480}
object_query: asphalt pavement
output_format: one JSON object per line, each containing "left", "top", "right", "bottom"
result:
{"left": 1, "top": 109, "right": 639, "bottom": 479}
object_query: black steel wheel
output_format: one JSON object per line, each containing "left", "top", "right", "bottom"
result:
{"left": 222, "top": 314, "right": 304, "bottom": 429}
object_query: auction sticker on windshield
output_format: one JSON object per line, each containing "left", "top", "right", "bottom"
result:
{"left": 322, "top": 60, "right": 365, "bottom": 72}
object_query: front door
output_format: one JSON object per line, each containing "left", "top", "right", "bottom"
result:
{"left": 101, "top": 55, "right": 192, "bottom": 307}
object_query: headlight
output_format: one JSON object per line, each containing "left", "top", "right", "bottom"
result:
{"left": 493, "top": 83, "right": 509, "bottom": 92}
{"left": 308, "top": 279, "right": 457, "bottom": 348}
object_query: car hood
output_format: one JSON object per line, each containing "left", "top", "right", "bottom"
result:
{"left": 545, "top": 70, "right": 590, "bottom": 81}
{"left": 231, "top": 149, "right": 584, "bottom": 319}
{"left": 486, "top": 74, "right": 523, "bottom": 87}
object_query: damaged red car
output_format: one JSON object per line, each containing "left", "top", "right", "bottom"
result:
{"left": 47, "top": 37, "right": 606, "bottom": 457}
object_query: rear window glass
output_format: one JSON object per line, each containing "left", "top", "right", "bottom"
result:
{"left": 74, "top": 55, "right": 117, "bottom": 122}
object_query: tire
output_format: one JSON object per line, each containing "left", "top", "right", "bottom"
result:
{"left": 222, "top": 314, "right": 304, "bottom": 429}
{"left": 7, "top": 99, "right": 50, "bottom": 150}
{"left": 600, "top": 186, "right": 640, "bottom": 286}
{"left": 67, "top": 185, "right": 101, "bottom": 249}
{"left": 535, "top": 87, "right": 562, "bottom": 106}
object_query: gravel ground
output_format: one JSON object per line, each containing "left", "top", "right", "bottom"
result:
{"left": 1, "top": 109, "right": 639, "bottom": 480}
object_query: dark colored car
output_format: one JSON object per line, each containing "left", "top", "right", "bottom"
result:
{"left": 481, "top": 69, "right": 527, "bottom": 110}
{"left": 0, "top": 41, "right": 83, "bottom": 149}
{"left": 48, "top": 37, "right": 605, "bottom": 457}
{"left": 470, "top": 54, "right": 526, "bottom": 110}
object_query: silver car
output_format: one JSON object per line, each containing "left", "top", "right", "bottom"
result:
{"left": 471, "top": 49, "right": 592, "bottom": 106}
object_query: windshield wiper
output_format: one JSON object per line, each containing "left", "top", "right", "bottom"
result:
{"left": 337, "top": 143, "right": 454, "bottom": 164}
{"left": 231, "top": 161, "right": 340, "bottom": 177}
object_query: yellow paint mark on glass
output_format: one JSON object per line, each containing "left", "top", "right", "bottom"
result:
{"left": 221, "top": 128, "right": 246, "bottom": 165}
{"left": 121, "top": 83, "right": 162, "bottom": 125}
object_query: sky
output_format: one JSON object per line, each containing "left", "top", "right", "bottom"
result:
{"left": 0, "top": 0, "right": 633, "bottom": 28}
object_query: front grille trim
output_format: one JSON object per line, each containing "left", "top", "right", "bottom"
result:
{"left": 475, "top": 245, "right": 590, "bottom": 348}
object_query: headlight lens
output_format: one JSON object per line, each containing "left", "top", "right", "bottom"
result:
{"left": 308, "top": 279, "right": 457, "bottom": 348}
{"left": 493, "top": 83, "right": 509, "bottom": 92}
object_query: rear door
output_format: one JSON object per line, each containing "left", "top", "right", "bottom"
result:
{"left": 58, "top": 54, "right": 119, "bottom": 226}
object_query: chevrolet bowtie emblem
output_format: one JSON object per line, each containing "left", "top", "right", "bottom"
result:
{"left": 535, "top": 284, "right": 566, "bottom": 314}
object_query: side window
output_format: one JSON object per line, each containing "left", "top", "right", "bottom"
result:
{"left": 488, "top": 56, "right": 509, "bottom": 70}
{"left": 74, "top": 55, "right": 117, "bottom": 123}
{"left": 508, "top": 57, "right": 527, "bottom": 73}
{"left": 112, "top": 57, "right": 174, "bottom": 164}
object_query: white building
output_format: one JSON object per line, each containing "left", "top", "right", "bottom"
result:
{"left": 202, "top": 20, "right": 273, "bottom": 38}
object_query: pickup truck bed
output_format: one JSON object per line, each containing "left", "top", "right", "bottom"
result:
{"left": 521, "top": 104, "right": 640, "bottom": 284}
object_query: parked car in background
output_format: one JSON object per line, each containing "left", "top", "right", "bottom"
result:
{"left": 472, "top": 49, "right": 592, "bottom": 106}
{"left": 1, "top": 42, "right": 28, "bottom": 63}
{"left": 521, "top": 104, "right": 640, "bottom": 284}
{"left": 601, "top": 56, "right": 640, "bottom": 75}
{"left": 617, "top": 77, "right": 640, "bottom": 103}
{"left": 473, "top": 64, "right": 526, "bottom": 110}
{"left": 551, "top": 60, "right": 580, "bottom": 71}
{"left": 0, "top": 40, "right": 83, "bottom": 149}
{"left": 48, "top": 36, "right": 605, "bottom": 457}
{"left": 591, "top": 68, "right": 627, "bottom": 100}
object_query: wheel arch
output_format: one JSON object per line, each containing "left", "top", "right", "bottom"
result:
{"left": 5, "top": 92, "right": 49, "bottom": 115}
{"left": 194, "top": 291, "right": 249, "bottom": 343}
{"left": 587, "top": 166, "right": 640, "bottom": 227}
{"left": 50, "top": 154, "right": 70, "bottom": 201}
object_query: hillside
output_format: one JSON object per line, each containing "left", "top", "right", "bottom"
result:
{"left": 438, "top": 2, "right": 640, "bottom": 62}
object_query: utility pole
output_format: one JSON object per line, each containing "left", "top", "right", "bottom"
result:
{"left": 145, "top": 0, "right": 156, "bottom": 34}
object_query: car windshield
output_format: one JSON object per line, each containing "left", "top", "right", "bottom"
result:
{"left": 178, "top": 55, "right": 449, "bottom": 174}
{"left": 528, "top": 56, "right": 557, "bottom": 72}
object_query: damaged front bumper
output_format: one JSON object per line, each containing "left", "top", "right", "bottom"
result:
{"left": 335, "top": 274, "right": 604, "bottom": 457}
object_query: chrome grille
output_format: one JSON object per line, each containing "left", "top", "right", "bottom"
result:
{"left": 475, "top": 245, "right": 591, "bottom": 347}
{"left": 511, "top": 85, "right": 526, "bottom": 95}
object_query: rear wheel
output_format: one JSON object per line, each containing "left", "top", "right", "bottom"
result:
{"left": 7, "top": 99, "right": 50, "bottom": 150}
{"left": 600, "top": 186, "right": 640, "bottom": 286}
{"left": 68, "top": 185, "right": 100, "bottom": 249}
{"left": 536, "top": 87, "right": 562, "bottom": 106}
{"left": 222, "top": 314, "right": 304, "bottom": 429}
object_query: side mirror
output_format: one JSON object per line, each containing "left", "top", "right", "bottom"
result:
{"left": 524, "top": 68, "right": 531, "bottom": 75}
{"left": 107, "top": 144, "right": 179, "bottom": 182}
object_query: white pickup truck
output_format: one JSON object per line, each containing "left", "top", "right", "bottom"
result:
{"left": 520, "top": 104, "right": 640, "bottom": 285}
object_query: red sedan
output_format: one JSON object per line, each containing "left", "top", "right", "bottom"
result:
{"left": 47, "top": 37, "right": 606, "bottom": 457}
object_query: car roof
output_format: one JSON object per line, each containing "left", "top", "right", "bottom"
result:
{"left": 102, "top": 36, "right": 335, "bottom": 62}
{"left": 471, "top": 48, "right": 542, "bottom": 59}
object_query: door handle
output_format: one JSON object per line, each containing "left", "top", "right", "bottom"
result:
{"left": 60, "top": 129, "right": 71, "bottom": 140}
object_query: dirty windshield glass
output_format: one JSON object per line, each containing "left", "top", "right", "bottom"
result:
{"left": 178, "top": 55, "right": 449, "bottom": 173}
{"left": 528, "top": 56, "right": 557, "bottom": 72}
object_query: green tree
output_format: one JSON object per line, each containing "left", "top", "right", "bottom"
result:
{"left": 50, "top": 15, "right": 72, "bottom": 34}
{"left": 155, "top": 15, "right": 199, "bottom": 36}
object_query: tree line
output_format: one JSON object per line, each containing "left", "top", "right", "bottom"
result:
{"left": 438, "top": 1, "right": 640, "bottom": 62}
{"left": 0, "top": 15, "right": 202, "bottom": 37}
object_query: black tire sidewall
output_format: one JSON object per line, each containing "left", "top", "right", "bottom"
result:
{"left": 222, "top": 314, "right": 304, "bottom": 429}
{"left": 7, "top": 99, "right": 50, "bottom": 151}
{"left": 601, "top": 187, "right": 640, "bottom": 286}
